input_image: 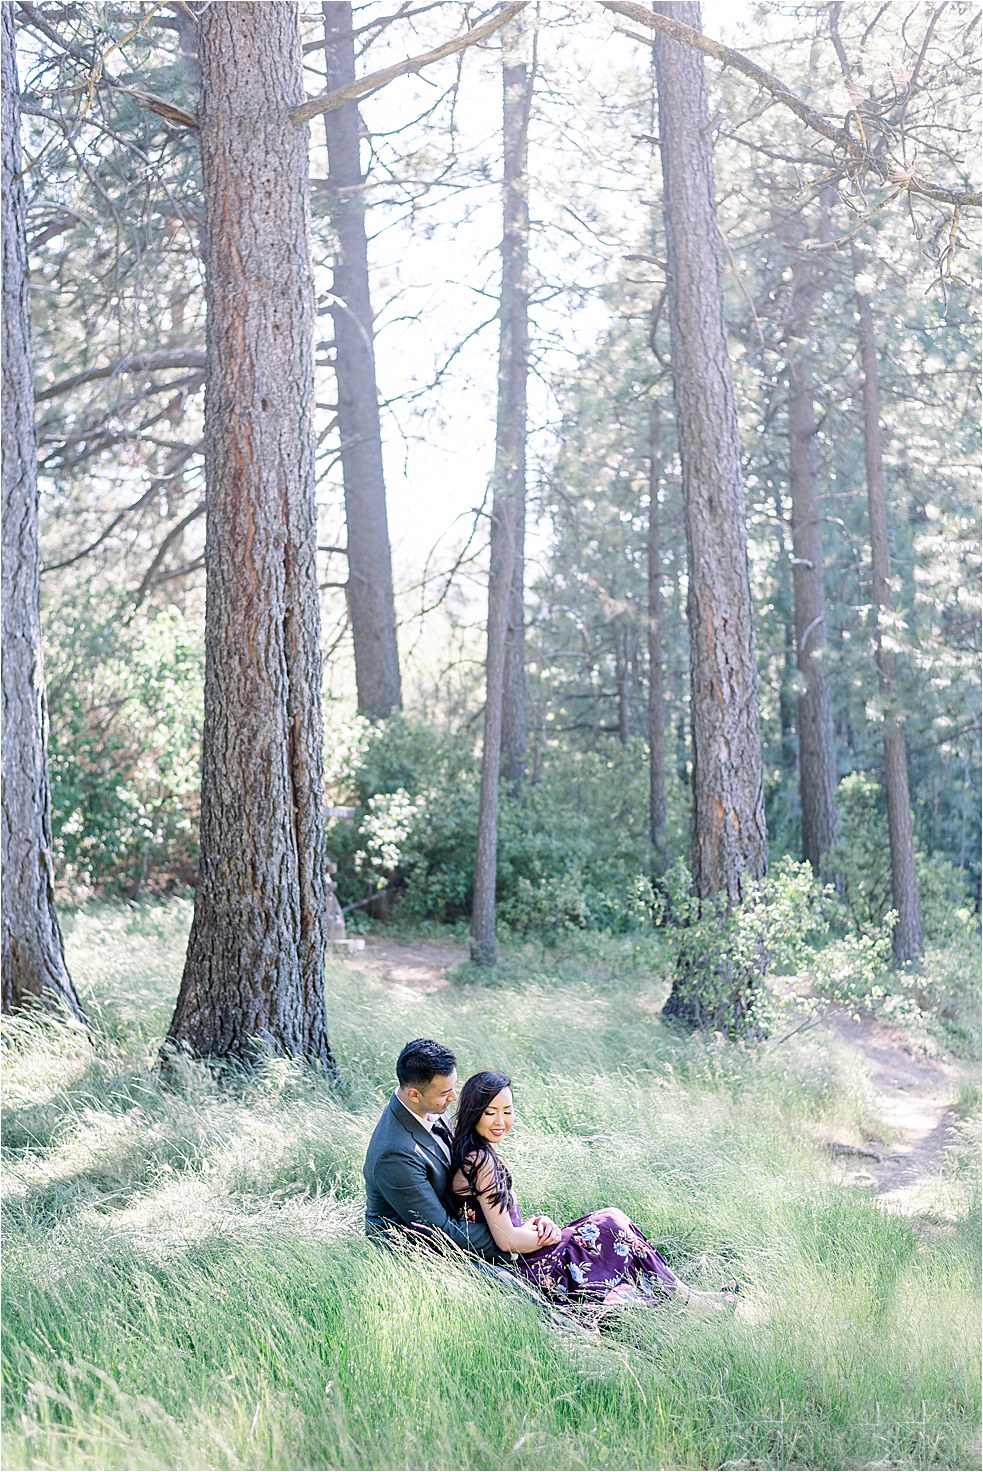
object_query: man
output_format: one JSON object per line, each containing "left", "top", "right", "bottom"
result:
{"left": 363, "top": 1037, "right": 508, "bottom": 1261}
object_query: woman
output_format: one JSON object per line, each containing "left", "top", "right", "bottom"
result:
{"left": 449, "top": 1070, "right": 736, "bottom": 1312}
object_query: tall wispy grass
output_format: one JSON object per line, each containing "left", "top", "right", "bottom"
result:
{"left": 2, "top": 899, "right": 979, "bottom": 1469}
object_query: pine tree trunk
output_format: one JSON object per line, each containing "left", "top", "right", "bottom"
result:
{"left": 1, "top": 7, "right": 83, "bottom": 1020}
{"left": 647, "top": 403, "right": 666, "bottom": 855}
{"left": 788, "top": 352, "right": 839, "bottom": 873}
{"left": 852, "top": 245, "right": 924, "bottom": 965}
{"left": 669, "top": 558, "right": 688, "bottom": 784}
{"left": 772, "top": 200, "right": 839, "bottom": 877}
{"left": 501, "top": 514, "right": 527, "bottom": 789}
{"left": 166, "top": 2, "right": 334, "bottom": 1066}
{"left": 615, "top": 622, "right": 631, "bottom": 745}
{"left": 322, "top": 2, "right": 401, "bottom": 720}
{"left": 471, "top": 19, "right": 532, "bottom": 964}
{"left": 771, "top": 477, "right": 798, "bottom": 775}
{"left": 499, "top": 27, "right": 533, "bottom": 792}
{"left": 654, "top": 1, "right": 768, "bottom": 1030}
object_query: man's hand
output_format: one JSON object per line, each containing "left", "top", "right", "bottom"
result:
{"left": 531, "top": 1214, "right": 562, "bottom": 1247}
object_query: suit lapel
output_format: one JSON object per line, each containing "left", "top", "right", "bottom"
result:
{"left": 389, "top": 1093, "right": 447, "bottom": 1170}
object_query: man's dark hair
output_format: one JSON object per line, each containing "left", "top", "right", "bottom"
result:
{"left": 396, "top": 1038, "right": 457, "bottom": 1090}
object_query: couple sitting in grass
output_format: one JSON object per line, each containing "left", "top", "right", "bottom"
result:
{"left": 364, "top": 1037, "right": 737, "bottom": 1315}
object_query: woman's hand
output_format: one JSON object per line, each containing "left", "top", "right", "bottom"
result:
{"left": 530, "top": 1214, "right": 562, "bottom": 1247}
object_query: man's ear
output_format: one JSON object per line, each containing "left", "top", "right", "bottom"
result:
{"left": 404, "top": 1085, "right": 422, "bottom": 1107}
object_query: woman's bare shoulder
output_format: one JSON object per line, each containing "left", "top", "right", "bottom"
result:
{"left": 454, "top": 1151, "right": 495, "bottom": 1197}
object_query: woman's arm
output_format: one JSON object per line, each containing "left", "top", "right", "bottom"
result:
{"left": 471, "top": 1160, "right": 559, "bottom": 1254}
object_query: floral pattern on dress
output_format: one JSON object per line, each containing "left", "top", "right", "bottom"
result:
{"left": 461, "top": 1190, "right": 683, "bottom": 1305}
{"left": 612, "top": 1227, "right": 635, "bottom": 1258}
{"left": 572, "top": 1222, "right": 602, "bottom": 1253}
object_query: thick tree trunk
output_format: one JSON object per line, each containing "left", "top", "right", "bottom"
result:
{"left": 647, "top": 403, "right": 666, "bottom": 854}
{"left": 167, "top": 2, "right": 334, "bottom": 1066}
{"left": 499, "top": 27, "right": 533, "bottom": 792}
{"left": 852, "top": 246, "right": 924, "bottom": 964}
{"left": 654, "top": 1, "right": 767, "bottom": 1030}
{"left": 322, "top": 2, "right": 401, "bottom": 720}
{"left": 1, "top": 8, "right": 83, "bottom": 1020}
{"left": 471, "top": 18, "right": 532, "bottom": 964}
{"left": 771, "top": 202, "right": 840, "bottom": 876}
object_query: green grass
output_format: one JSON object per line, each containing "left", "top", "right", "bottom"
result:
{"left": 2, "top": 899, "right": 980, "bottom": 1470}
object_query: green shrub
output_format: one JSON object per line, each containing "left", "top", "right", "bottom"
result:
{"left": 323, "top": 712, "right": 479, "bottom": 919}
{"left": 830, "top": 772, "right": 976, "bottom": 944}
{"left": 44, "top": 593, "right": 203, "bottom": 893}
{"left": 660, "top": 857, "right": 832, "bottom": 1036}
{"left": 323, "top": 717, "right": 662, "bottom": 935}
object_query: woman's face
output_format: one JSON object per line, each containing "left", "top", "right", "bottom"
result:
{"left": 474, "top": 1087, "right": 514, "bottom": 1145}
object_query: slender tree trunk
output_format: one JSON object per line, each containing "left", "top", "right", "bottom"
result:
{"left": 787, "top": 354, "right": 839, "bottom": 872}
{"left": 771, "top": 200, "right": 839, "bottom": 876}
{"left": 654, "top": 1, "right": 768, "bottom": 1031}
{"left": 669, "top": 556, "right": 688, "bottom": 784}
{"left": 852, "top": 245, "right": 924, "bottom": 964}
{"left": 471, "top": 17, "right": 533, "bottom": 964}
{"left": 322, "top": 1, "right": 401, "bottom": 720}
{"left": 499, "top": 24, "right": 534, "bottom": 791}
{"left": 615, "top": 621, "right": 631, "bottom": 745}
{"left": 501, "top": 514, "right": 528, "bottom": 786}
{"left": 1, "top": 7, "right": 83, "bottom": 1019}
{"left": 647, "top": 402, "right": 666, "bottom": 854}
{"left": 771, "top": 477, "right": 798, "bottom": 774}
{"left": 166, "top": 2, "right": 334, "bottom": 1066}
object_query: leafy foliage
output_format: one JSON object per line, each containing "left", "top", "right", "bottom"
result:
{"left": 660, "top": 858, "right": 832, "bottom": 1037}
{"left": 44, "top": 593, "right": 203, "bottom": 893}
{"left": 831, "top": 773, "right": 977, "bottom": 942}
{"left": 325, "top": 715, "right": 662, "bottom": 935}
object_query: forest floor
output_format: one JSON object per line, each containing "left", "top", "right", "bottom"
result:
{"left": 348, "top": 935, "right": 969, "bottom": 1219}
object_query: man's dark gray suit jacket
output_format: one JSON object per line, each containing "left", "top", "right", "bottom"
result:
{"left": 363, "top": 1093, "right": 509, "bottom": 1262}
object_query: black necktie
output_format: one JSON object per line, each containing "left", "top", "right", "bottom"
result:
{"left": 431, "top": 1117, "right": 453, "bottom": 1159}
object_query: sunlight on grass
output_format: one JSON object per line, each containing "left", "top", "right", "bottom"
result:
{"left": 2, "top": 899, "right": 980, "bottom": 1470}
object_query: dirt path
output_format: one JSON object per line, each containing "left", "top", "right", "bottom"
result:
{"left": 818, "top": 1006, "right": 967, "bottom": 1214}
{"left": 348, "top": 937, "right": 968, "bottom": 1215}
{"left": 352, "top": 936, "right": 458, "bottom": 994}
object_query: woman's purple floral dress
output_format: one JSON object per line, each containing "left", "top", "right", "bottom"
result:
{"left": 463, "top": 1190, "right": 682, "bottom": 1303}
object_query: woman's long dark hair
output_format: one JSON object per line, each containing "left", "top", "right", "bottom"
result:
{"left": 450, "top": 1071, "right": 513, "bottom": 1212}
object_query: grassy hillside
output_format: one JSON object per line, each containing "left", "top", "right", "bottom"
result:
{"left": 2, "top": 899, "right": 979, "bottom": 1470}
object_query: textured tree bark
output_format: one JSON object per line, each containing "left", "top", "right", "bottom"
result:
{"left": 654, "top": 1, "right": 768, "bottom": 1030}
{"left": 771, "top": 202, "right": 840, "bottom": 876}
{"left": 322, "top": 2, "right": 401, "bottom": 720}
{"left": 852, "top": 245, "right": 924, "bottom": 965}
{"left": 471, "top": 18, "right": 533, "bottom": 964}
{"left": 166, "top": 2, "right": 335, "bottom": 1066}
{"left": 499, "top": 27, "right": 533, "bottom": 792}
{"left": 647, "top": 403, "right": 666, "bottom": 855}
{"left": 1, "top": 7, "right": 83, "bottom": 1019}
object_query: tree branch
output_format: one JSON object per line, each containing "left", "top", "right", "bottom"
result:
{"left": 600, "top": 0, "right": 981, "bottom": 208}
{"left": 36, "top": 349, "right": 206, "bottom": 403}
{"left": 290, "top": 1, "right": 527, "bottom": 126}
{"left": 134, "top": 500, "right": 205, "bottom": 605}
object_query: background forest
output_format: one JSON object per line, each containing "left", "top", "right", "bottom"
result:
{"left": 2, "top": 2, "right": 981, "bottom": 1469}
{"left": 13, "top": 2, "right": 981, "bottom": 941}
